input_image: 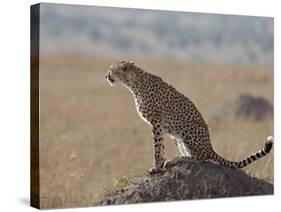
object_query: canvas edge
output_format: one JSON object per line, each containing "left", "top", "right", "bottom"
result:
{"left": 30, "top": 3, "right": 40, "bottom": 209}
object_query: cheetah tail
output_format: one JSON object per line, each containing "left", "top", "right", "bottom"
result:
{"left": 210, "top": 136, "right": 273, "bottom": 169}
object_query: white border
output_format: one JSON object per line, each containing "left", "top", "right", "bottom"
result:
{"left": 0, "top": 0, "right": 279, "bottom": 211}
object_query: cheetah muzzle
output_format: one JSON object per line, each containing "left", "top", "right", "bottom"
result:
{"left": 105, "top": 60, "right": 274, "bottom": 174}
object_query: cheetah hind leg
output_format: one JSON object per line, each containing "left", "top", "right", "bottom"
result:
{"left": 163, "top": 137, "right": 195, "bottom": 169}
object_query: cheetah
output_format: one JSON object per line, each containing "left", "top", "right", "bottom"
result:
{"left": 105, "top": 60, "right": 274, "bottom": 174}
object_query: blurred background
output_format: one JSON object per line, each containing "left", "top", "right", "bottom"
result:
{"left": 38, "top": 3, "right": 274, "bottom": 208}
{"left": 40, "top": 3, "right": 273, "bottom": 64}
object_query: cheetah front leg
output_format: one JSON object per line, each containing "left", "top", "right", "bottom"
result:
{"left": 149, "top": 123, "right": 166, "bottom": 174}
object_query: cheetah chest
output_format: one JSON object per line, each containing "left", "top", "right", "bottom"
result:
{"left": 135, "top": 101, "right": 151, "bottom": 125}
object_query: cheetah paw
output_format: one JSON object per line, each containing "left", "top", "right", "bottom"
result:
{"left": 148, "top": 167, "right": 165, "bottom": 175}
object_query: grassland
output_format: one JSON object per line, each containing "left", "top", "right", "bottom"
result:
{"left": 39, "top": 54, "right": 273, "bottom": 208}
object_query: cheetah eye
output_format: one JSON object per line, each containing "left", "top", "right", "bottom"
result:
{"left": 121, "top": 65, "right": 128, "bottom": 72}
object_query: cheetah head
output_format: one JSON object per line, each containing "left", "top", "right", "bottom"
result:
{"left": 105, "top": 60, "right": 135, "bottom": 86}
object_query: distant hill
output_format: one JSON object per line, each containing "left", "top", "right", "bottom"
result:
{"left": 39, "top": 3, "right": 274, "bottom": 64}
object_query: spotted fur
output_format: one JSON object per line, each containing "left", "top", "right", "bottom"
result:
{"left": 105, "top": 60, "right": 274, "bottom": 173}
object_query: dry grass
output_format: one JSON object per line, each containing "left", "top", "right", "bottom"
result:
{"left": 38, "top": 53, "right": 273, "bottom": 208}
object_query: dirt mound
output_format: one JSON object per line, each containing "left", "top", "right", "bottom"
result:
{"left": 98, "top": 159, "right": 273, "bottom": 205}
{"left": 212, "top": 94, "right": 273, "bottom": 122}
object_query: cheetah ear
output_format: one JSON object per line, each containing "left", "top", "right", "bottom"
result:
{"left": 119, "top": 60, "right": 135, "bottom": 70}
{"left": 122, "top": 60, "right": 135, "bottom": 70}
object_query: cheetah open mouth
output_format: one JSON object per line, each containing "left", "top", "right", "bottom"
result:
{"left": 106, "top": 74, "right": 115, "bottom": 85}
